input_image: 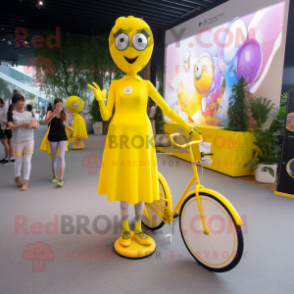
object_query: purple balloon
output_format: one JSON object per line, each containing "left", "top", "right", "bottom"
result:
{"left": 236, "top": 39, "right": 262, "bottom": 83}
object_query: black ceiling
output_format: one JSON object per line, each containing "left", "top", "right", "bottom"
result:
{"left": 0, "top": 0, "right": 228, "bottom": 65}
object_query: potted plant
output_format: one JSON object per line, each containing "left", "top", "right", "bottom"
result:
{"left": 244, "top": 112, "right": 284, "bottom": 183}
{"left": 247, "top": 96, "right": 275, "bottom": 129}
{"left": 225, "top": 76, "right": 249, "bottom": 132}
{"left": 88, "top": 98, "right": 103, "bottom": 135}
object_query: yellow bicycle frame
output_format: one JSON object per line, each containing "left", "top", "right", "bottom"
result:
{"left": 168, "top": 133, "right": 243, "bottom": 228}
{"left": 145, "top": 132, "right": 243, "bottom": 229}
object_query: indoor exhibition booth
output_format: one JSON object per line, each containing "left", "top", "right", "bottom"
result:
{"left": 1, "top": 0, "right": 294, "bottom": 293}
{"left": 159, "top": 0, "right": 293, "bottom": 198}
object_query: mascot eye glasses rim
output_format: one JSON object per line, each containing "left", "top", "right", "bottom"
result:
{"left": 73, "top": 99, "right": 84, "bottom": 108}
{"left": 113, "top": 28, "right": 150, "bottom": 51}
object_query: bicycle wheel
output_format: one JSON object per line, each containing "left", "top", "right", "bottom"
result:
{"left": 142, "top": 174, "right": 171, "bottom": 230}
{"left": 180, "top": 193, "right": 244, "bottom": 272}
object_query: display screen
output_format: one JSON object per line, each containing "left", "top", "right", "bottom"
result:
{"left": 164, "top": 1, "right": 286, "bottom": 126}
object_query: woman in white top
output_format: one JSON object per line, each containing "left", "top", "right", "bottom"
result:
{"left": 0, "top": 98, "right": 14, "bottom": 165}
{"left": 7, "top": 94, "right": 38, "bottom": 191}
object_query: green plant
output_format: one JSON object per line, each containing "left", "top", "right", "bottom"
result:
{"left": 277, "top": 105, "right": 287, "bottom": 120}
{"left": 244, "top": 128, "right": 281, "bottom": 172}
{"left": 247, "top": 96, "right": 275, "bottom": 129}
{"left": 35, "top": 31, "right": 121, "bottom": 101}
{"left": 0, "top": 78, "right": 12, "bottom": 102}
{"left": 88, "top": 99, "right": 102, "bottom": 122}
{"left": 269, "top": 106, "right": 286, "bottom": 134}
{"left": 280, "top": 92, "right": 288, "bottom": 107}
{"left": 244, "top": 110, "right": 284, "bottom": 170}
{"left": 244, "top": 104, "right": 285, "bottom": 177}
{"left": 226, "top": 76, "right": 249, "bottom": 132}
{"left": 155, "top": 107, "right": 165, "bottom": 134}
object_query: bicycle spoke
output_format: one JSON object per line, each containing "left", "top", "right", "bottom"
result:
{"left": 144, "top": 206, "right": 151, "bottom": 225}
{"left": 186, "top": 231, "right": 204, "bottom": 244}
{"left": 211, "top": 233, "right": 234, "bottom": 244}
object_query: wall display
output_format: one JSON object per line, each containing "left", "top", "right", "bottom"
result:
{"left": 164, "top": 0, "right": 289, "bottom": 126}
{"left": 276, "top": 88, "right": 294, "bottom": 197}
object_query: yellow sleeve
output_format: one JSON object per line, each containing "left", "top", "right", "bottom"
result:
{"left": 99, "top": 81, "right": 116, "bottom": 121}
{"left": 146, "top": 80, "right": 191, "bottom": 132}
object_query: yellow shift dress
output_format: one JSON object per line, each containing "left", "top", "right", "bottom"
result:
{"left": 97, "top": 75, "right": 172, "bottom": 205}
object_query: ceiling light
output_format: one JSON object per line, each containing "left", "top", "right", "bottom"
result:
{"left": 7, "top": 40, "right": 12, "bottom": 45}
{"left": 36, "top": 1, "right": 43, "bottom": 9}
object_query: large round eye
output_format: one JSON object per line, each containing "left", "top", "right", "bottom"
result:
{"left": 115, "top": 33, "right": 129, "bottom": 51}
{"left": 132, "top": 33, "right": 148, "bottom": 51}
{"left": 73, "top": 102, "right": 79, "bottom": 108}
{"left": 195, "top": 63, "right": 203, "bottom": 80}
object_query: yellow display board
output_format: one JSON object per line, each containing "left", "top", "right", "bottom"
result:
{"left": 158, "top": 122, "right": 256, "bottom": 177}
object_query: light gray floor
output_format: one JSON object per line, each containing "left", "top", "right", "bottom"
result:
{"left": 0, "top": 126, "right": 293, "bottom": 294}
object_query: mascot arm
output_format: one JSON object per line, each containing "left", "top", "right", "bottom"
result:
{"left": 146, "top": 81, "right": 191, "bottom": 133}
{"left": 88, "top": 81, "right": 115, "bottom": 121}
{"left": 98, "top": 83, "right": 115, "bottom": 121}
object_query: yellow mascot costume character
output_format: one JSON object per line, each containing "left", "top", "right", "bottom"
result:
{"left": 88, "top": 16, "right": 197, "bottom": 258}
{"left": 65, "top": 96, "right": 88, "bottom": 149}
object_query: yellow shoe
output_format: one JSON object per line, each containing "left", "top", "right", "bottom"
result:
{"left": 134, "top": 231, "right": 153, "bottom": 246}
{"left": 57, "top": 180, "right": 64, "bottom": 187}
{"left": 120, "top": 231, "right": 132, "bottom": 247}
{"left": 51, "top": 176, "right": 58, "bottom": 183}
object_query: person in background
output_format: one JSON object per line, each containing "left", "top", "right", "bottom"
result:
{"left": 7, "top": 94, "right": 38, "bottom": 191}
{"left": 149, "top": 100, "right": 156, "bottom": 136}
{"left": 47, "top": 103, "right": 53, "bottom": 113}
{"left": 46, "top": 103, "right": 53, "bottom": 127}
{"left": 44, "top": 98, "right": 73, "bottom": 187}
{"left": 26, "top": 104, "right": 35, "bottom": 117}
{"left": 0, "top": 98, "right": 14, "bottom": 165}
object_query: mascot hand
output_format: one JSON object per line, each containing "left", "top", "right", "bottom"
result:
{"left": 87, "top": 82, "right": 107, "bottom": 102}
